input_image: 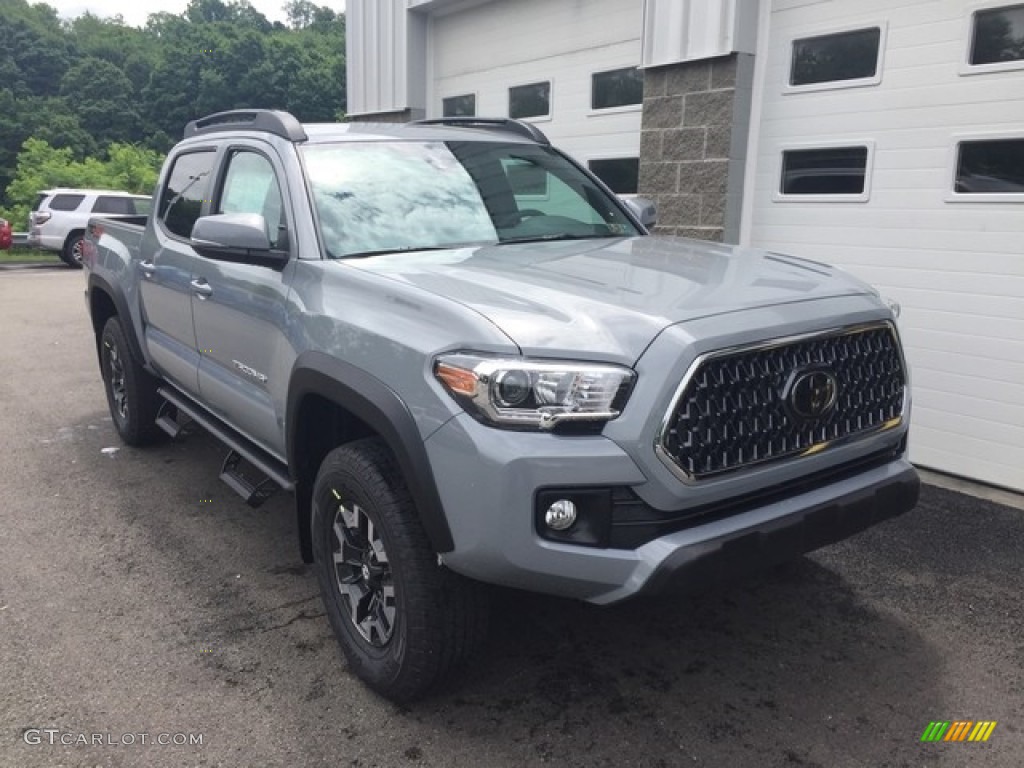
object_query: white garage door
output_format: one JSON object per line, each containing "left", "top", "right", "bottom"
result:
{"left": 746, "top": 0, "right": 1024, "bottom": 491}
{"left": 427, "top": 0, "right": 644, "bottom": 183}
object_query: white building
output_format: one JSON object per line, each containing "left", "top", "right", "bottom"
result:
{"left": 347, "top": 0, "right": 1024, "bottom": 493}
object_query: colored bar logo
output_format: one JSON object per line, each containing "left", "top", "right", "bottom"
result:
{"left": 921, "top": 721, "right": 997, "bottom": 742}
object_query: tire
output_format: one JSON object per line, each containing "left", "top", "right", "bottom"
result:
{"left": 60, "top": 232, "right": 85, "bottom": 269}
{"left": 312, "top": 438, "right": 488, "bottom": 702}
{"left": 99, "top": 317, "right": 165, "bottom": 446}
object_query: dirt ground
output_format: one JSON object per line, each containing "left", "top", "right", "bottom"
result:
{"left": 2, "top": 266, "right": 1021, "bottom": 767}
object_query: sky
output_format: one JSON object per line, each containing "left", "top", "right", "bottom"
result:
{"left": 47, "top": 0, "right": 346, "bottom": 28}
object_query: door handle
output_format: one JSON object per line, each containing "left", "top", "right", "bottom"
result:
{"left": 139, "top": 260, "right": 155, "bottom": 277}
{"left": 190, "top": 279, "right": 213, "bottom": 299}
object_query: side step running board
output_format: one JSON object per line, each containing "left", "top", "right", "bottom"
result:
{"left": 156, "top": 387, "right": 295, "bottom": 505}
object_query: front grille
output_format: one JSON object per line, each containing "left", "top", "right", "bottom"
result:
{"left": 658, "top": 323, "right": 906, "bottom": 482}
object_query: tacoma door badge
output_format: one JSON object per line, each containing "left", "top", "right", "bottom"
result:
{"left": 232, "top": 360, "right": 269, "bottom": 384}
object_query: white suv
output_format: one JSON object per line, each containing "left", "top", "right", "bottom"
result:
{"left": 28, "top": 189, "right": 152, "bottom": 267}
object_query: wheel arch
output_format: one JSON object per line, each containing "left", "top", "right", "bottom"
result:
{"left": 287, "top": 352, "right": 455, "bottom": 563}
{"left": 87, "top": 274, "right": 148, "bottom": 366}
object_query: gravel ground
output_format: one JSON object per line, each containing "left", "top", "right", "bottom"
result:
{"left": 1, "top": 267, "right": 1021, "bottom": 768}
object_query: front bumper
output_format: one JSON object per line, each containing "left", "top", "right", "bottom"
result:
{"left": 426, "top": 413, "right": 918, "bottom": 604}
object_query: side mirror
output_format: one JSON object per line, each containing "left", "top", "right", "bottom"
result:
{"left": 190, "top": 213, "right": 286, "bottom": 266}
{"left": 618, "top": 195, "right": 658, "bottom": 229}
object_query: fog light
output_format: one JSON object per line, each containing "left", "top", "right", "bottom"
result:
{"left": 544, "top": 499, "right": 577, "bottom": 531}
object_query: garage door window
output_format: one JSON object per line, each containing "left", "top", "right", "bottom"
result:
{"left": 443, "top": 94, "right": 476, "bottom": 117}
{"left": 952, "top": 137, "right": 1024, "bottom": 198}
{"left": 591, "top": 68, "right": 643, "bottom": 111}
{"left": 790, "top": 27, "right": 883, "bottom": 89}
{"left": 589, "top": 158, "right": 639, "bottom": 194}
{"left": 509, "top": 82, "right": 550, "bottom": 120}
{"left": 778, "top": 145, "right": 871, "bottom": 200}
{"left": 968, "top": 4, "right": 1024, "bottom": 68}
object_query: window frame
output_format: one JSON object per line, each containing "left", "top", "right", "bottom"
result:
{"left": 155, "top": 148, "right": 219, "bottom": 242}
{"left": 773, "top": 140, "right": 876, "bottom": 203}
{"left": 508, "top": 79, "right": 553, "bottom": 122}
{"left": 960, "top": 1, "right": 1024, "bottom": 75}
{"left": 784, "top": 21, "right": 888, "bottom": 94}
{"left": 589, "top": 66, "right": 644, "bottom": 114}
{"left": 441, "top": 92, "right": 477, "bottom": 118}
{"left": 946, "top": 131, "right": 1024, "bottom": 202}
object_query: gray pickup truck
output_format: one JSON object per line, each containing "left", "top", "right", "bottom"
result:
{"left": 83, "top": 109, "right": 919, "bottom": 702}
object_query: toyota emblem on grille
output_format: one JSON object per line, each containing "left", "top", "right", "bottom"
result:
{"left": 785, "top": 368, "right": 839, "bottom": 420}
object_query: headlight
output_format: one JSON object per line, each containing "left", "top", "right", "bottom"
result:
{"left": 434, "top": 353, "right": 635, "bottom": 430}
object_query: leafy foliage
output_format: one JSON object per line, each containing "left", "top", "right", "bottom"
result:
{"left": 0, "top": 0, "right": 346, "bottom": 221}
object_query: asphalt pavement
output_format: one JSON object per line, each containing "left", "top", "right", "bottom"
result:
{"left": 1, "top": 267, "right": 1021, "bottom": 767}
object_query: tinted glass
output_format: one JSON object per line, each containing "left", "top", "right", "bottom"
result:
{"left": 592, "top": 68, "right": 643, "bottom": 109}
{"left": 49, "top": 194, "right": 86, "bottom": 211}
{"left": 301, "top": 141, "right": 639, "bottom": 258}
{"left": 218, "top": 151, "right": 286, "bottom": 247}
{"left": 956, "top": 139, "right": 1024, "bottom": 193}
{"left": 509, "top": 82, "right": 550, "bottom": 119}
{"left": 781, "top": 147, "right": 868, "bottom": 195}
{"left": 92, "top": 196, "right": 135, "bottom": 215}
{"left": 159, "top": 151, "right": 216, "bottom": 238}
{"left": 971, "top": 4, "right": 1024, "bottom": 65}
{"left": 133, "top": 197, "right": 153, "bottom": 216}
{"left": 442, "top": 94, "right": 476, "bottom": 117}
{"left": 32, "top": 193, "right": 47, "bottom": 211}
{"left": 588, "top": 158, "right": 640, "bottom": 194}
{"left": 791, "top": 27, "right": 881, "bottom": 86}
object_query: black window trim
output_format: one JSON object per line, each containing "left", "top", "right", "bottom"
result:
{"left": 508, "top": 79, "right": 553, "bottom": 121}
{"left": 774, "top": 141, "right": 875, "bottom": 203}
{"left": 441, "top": 92, "right": 478, "bottom": 118}
{"left": 947, "top": 131, "right": 1024, "bottom": 202}
{"left": 589, "top": 66, "right": 644, "bottom": 113}
{"left": 785, "top": 21, "right": 888, "bottom": 93}
{"left": 961, "top": 1, "right": 1024, "bottom": 75}
{"left": 155, "top": 145, "right": 220, "bottom": 243}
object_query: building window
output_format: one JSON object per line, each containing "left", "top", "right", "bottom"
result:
{"left": 442, "top": 94, "right": 476, "bottom": 117}
{"left": 970, "top": 4, "right": 1024, "bottom": 65}
{"left": 954, "top": 138, "right": 1024, "bottom": 194}
{"left": 780, "top": 146, "right": 870, "bottom": 197}
{"left": 509, "top": 82, "right": 550, "bottom": 119}
{"left": 790, "top": 27, "right": 882, "bottom": 86}
{"left": 588, "top": 158, "right": 639, "bottom": 194}
{"left": 592, "top": 68, "right": 643, "bottom": 110}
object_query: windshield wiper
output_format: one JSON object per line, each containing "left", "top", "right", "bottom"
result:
{"left": 339, "top": 245, "right": 454, "bottom": 259}
{"left": 498, "top": 233, "right": 614, "bottom": 245}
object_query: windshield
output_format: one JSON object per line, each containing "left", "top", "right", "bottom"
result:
{"left": 301, "top": 140, "right": 640, "bottom": 258}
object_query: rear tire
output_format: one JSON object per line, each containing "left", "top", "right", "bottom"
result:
{"left": 60, "top": 232, "right": 85, "bottom": 268}
{"left": 312, "top": 438, "right": 488, "bottom": 702}
{"left": 99, "top": 317, "right": 164, "bottom": 446}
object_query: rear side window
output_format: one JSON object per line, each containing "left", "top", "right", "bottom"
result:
{"left": 93, "top": 196, "right": 136, "bottom": 215}
{"left": 48, "top": 194, "right": 86, "bottom": 211}
{"left": 32, "top": 193, "right": 47, "bottom": 211}
{"left": 159, "top": 151, "right": 217, "bottom": 238}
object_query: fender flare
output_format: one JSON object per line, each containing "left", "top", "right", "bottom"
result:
{"left": 287, "top": 352, "right": 455, "bottom": 554}
{"left": 87, "top": 273, "right": 148, "bottom": 366}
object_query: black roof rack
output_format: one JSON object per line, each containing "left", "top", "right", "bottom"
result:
{"left": 184, "top": 109, "right": 308, "bottom": 142}
{"left": 411, "top": 117, "right": 550, "bottom": 145}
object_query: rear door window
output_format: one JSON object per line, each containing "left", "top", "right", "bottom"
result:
{"left": 48, "top": 194, "right": 86, "bottom": 211}
{"left": 92, "top": 196, "right": 135, "bottom": 215}
{"left": 158, "top": 151, "right": 217, "bottom": 239}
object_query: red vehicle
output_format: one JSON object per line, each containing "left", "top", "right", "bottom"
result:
{"left": 0, "top": 218, "right": 13, "bottom": 250}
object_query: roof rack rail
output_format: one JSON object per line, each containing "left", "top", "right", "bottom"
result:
{"left": 184, "top": 109, "right": 308, "bottom": 142}
{"left": 411, "top": 117, "right": 550, "bottom": 145}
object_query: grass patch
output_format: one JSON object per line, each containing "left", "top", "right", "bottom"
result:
{"left": 0, "top": 247, "right": 63, "bottom": 265}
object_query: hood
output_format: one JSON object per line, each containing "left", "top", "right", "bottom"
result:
{"left": 344, "top": 236, "right": 874, "bottom": 362}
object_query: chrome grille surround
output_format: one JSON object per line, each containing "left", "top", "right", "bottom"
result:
{"left": 655, "top": 321, "right": 908, "bottom": 485}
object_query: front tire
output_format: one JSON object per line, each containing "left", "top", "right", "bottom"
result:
{"left": 99, "top": 317, "right": 164, "bottom": 446}
{"left": 312, "top": 439, "right": 488, "bottom": 702}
